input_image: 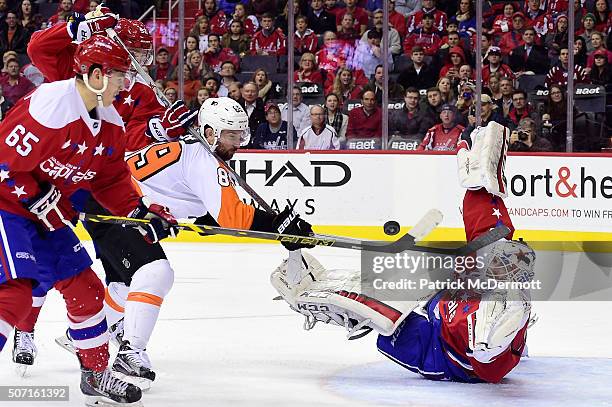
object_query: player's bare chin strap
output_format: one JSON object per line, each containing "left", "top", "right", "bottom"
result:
{"left": 82, "top": 73, "right": 108, "bottom": 108}
{"left": 123, "top": 259, "right": 174, "bottom": 350}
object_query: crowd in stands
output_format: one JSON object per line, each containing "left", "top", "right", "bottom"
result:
{"left": 0, "top": 0, "right": 609, "bottom": 152}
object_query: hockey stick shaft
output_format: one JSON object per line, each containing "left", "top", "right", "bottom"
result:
{"left": 79, "top": 211, "right": 506, "bottom": 255}
{"left": 106, "top": 28, "right": 275, "bottom": 214}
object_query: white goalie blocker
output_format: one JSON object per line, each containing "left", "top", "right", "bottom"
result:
{"left": 457, "top": 121, "right": 510, "bottom": 198}
{"left": 271, "top": 210, "right": 443, "bottom": 339}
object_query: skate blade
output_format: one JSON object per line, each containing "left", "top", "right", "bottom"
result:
{"left": 113, "top": 371, "right": 153, "bottom": 392}
{"left": 84, "top": 395, "right": 144, "bottom": 407}
{"left": 15, "top": 363, "right": 30, "bottom": 377}
{"left": 54, "top": 334, "right": 76, "bottom": 355}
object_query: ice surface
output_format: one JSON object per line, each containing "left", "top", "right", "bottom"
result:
{"left": 1, "top": 242, "right": 611, "bottom": 407}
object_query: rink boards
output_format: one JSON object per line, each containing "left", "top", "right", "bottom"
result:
{"left": 76, "top": 151, "right": 612, "bottom": 246}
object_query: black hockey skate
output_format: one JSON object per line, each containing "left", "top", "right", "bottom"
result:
{"left": 108, "top": 319, "right": 124, "bottom": 348}
{"left": 12, "top": 329, "right": 37, "bottom": 376}
{"left": 112, "top": 340, "right": 156, "bottom": 391}
{"left": 81, "top": 367, "right": 142, "bottom": 406}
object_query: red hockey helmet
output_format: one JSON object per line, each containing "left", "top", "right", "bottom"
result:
{"left": 74, "top": 35, "right": 131, "bottom": 76}
{"left": 114, "top": 18, "right": 154, "bottom": 66}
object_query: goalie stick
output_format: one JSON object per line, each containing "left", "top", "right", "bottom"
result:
{"left": 105, "top": 28, "right": 276, "bottom": 214}
{"left": 79, "top": 211, "right": 510, "bottom": 255}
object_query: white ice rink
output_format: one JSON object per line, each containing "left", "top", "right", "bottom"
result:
{"left": 1, "top": 242, "right": 611, "bottom": 407}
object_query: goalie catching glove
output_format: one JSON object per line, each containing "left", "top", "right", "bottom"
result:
{"left": 68, "top": 7, "right": 118, "bottom": 43}
{"left": 271, "top": 251, "right": 424, "bottom": 339}
{"left": 146, "top": 101, "right": 198, "bottom": 142}
{"left": 457, "top": 121, "right": 510, "bottom": 198}
{"left": 129, "top": 197, "right": 179, "bottom": 243}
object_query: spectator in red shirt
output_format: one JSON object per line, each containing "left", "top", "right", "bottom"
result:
{"left": 407, "top": 0, "right": 447, "bottom": 33}
{"left": 593, "top": 0, "right": 609, "bottom": 32}
{"left": 499, "top": 12, "right": 526, "bottom": 55}
{"left": 507, "top": 90, "right": 537, "bottom": 129}
{"left": 229, "top": 4, "right": 259, "bottom": 36}
{"left": 47, "top": 0, "right": 72, "bottom": 26}
{"left": 330, "top": 67, "right": 363, "bottom": 100}
{"left": 586, "top": 31, "right": 612, "bottom": 67}
{"left": 325, "top": 0, "right": 343, "bottom": 18}
{"left": 418, "top": 104, "right": 465, "bottom": 151}
{"left": 149, "top": 48, "right": 175, "bottom": 81}
{"left": 316, "top": 31, "right": 352, "bottom": 72}
{"left": 295, "top": 52, "right": 324, "bottom": 84}
{"left": 403, "top": 12, "right": 443, "bottom": 56}
{"left": 336, "top": 0, "right": 368, "bottom": 35}
{"left": 199, "top": 0, "right": 228, "bottom": 34}
{"left": 294, "top": 15, "right": 318, "bottom": 56}
{"left": 388, "top": 0, "right": 407, "bottom": 38}
{"left": 346, "top": 90, "right": 382, "bottom": 139}
{"left": 439, "top": 46, "right": 466, "bottom": 83}
{"left": 250, "top": 13, "right": 286, "bottom": 55}
{"left": 0, "top": 58, "right": 34, "bottom": 105}
{"left": 488, "top": 2, "right": 515, "bottom": 37}
{"left": 522, "top": 0, "right": 550, "bottom": 37}
{"left": 482, "top": 46, "right": 514, "bottom": 83}
{"left": 203, "top": 33, "right": 240, "bottom": 72}
{"left": 336, "top": 13, "right": 361, "bottom": 46}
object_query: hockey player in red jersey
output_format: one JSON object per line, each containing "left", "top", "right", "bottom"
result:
{"left": 12, "top": 9, "right": 196, "bottom": 386}
{"left": 272, "top": 121, "right": 535, "bottom": 383}
{"left": 0, "top": 35, "right": 177, "bottom": 405}
{"left": 27, "top": 11, "right": 197, "bottom": 152}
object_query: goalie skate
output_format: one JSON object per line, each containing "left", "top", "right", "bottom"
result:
{"left": 81, "top": 367, "right": 142, "bottom": 407}
{"left": 112, "top": 341, "right": 155, "bottom": 391}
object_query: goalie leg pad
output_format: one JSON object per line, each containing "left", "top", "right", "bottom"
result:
{"left": 271, "top": 253, "right": 424, "bottom": 337}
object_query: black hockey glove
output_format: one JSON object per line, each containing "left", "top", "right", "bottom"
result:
{"left": 272, "top": 206, "right": 315, "bottom": 251}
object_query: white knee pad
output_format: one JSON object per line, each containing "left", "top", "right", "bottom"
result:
{"left": 129, "top": 259, "right": 174, "bottom": 299}
{"left": 107, "top": 282, "right": 129, "bottom": 306}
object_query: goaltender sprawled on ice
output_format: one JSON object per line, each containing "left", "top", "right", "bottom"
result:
{"left": 272, "top": 121, "right": 538, "bottom": 383}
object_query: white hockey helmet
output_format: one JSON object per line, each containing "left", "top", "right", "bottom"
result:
{"left": 198, "top": 97, "right": 250, "bottom": 149}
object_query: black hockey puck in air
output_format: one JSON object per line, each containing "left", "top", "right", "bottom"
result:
{"left": 383, "top": 220, "right": 400, "bottom": 236}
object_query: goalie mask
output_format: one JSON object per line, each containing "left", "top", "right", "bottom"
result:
{"left": 198, "top": 97, "right": 250, "bottom": 158}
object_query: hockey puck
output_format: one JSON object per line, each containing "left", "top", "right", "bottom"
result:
{"left": 383, "top": 220, "right": 400, "bottom": 236}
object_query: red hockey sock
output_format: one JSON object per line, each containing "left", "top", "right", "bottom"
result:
{"left": 0, "top": 279, "right": 32, "bottom": 351}
{"left": 55, "top": 268, "right": 109, "bottom": 372}
{"left": 16, "top": 305, "right": 42, "bottom": 333}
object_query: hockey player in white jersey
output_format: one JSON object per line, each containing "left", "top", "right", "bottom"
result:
{"left": 59, "top": 97, "right": 315, "bottom": 388}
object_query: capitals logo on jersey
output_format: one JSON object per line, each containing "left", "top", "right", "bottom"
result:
{"left": 39, "top": 156, "right": 97, "bottom": 183}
